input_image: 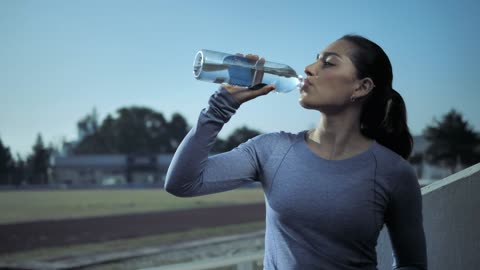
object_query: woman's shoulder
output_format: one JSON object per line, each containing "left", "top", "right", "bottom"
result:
{"left": 372, "top": 142, "right": 412, "bottom": 166}
{"left": 252, "top": 130, "right": 305, "bottom": 146}
{"left": 242, "top": 130, "right": 305, "bottom": 156}
{"left": 371, "top": 142, "right": 417, "bottom": 184}
{"left": 244, "top": 131, "right": 305, "bottom": 166}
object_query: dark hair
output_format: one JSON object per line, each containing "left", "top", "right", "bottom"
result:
{"left": 340, "top": 34, "right": 413, "bottom": 159}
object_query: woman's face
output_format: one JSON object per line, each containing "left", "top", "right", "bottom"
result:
{"left": 300, "top": 39, "right": 361, "bottom": 113}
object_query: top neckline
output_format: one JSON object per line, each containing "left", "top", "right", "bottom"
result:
{"left": 298, "top": 130, "right": 377, "bottom": 163}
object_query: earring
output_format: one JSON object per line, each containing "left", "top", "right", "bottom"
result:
{"left": 350, "top": 96, "right": 356, "bottom": 102}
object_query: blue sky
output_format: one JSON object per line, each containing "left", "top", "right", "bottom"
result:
{"left": 1, "top": 0, "right": 479, "bottom": 158}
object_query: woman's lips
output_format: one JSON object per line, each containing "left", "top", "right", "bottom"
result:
{"left": 301, "top": 78, "right": 311, "bottom": 90}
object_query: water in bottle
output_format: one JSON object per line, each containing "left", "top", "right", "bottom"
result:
{"left": 193, "top": 49, "right": 304, "bottom": 93}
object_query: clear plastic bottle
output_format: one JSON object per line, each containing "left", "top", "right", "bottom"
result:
{"left": 193, "top": 49, "right": 304, "bottom": 93}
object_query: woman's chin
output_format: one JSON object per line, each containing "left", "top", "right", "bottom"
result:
{"left": 299, "top": 98, "right": 314, "bottom": 109}
{"left": 299, "top": 97, "right": 328, "bottom": 111}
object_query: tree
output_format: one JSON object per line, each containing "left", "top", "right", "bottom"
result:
{"left": 77, "top": 108, "right": 99, "bottom": 140}
{"left": 423, "top": 109, "right": 480, "bottom": 173}
{"left": 74, "top": 114, "right": 116, "bottom": 154}
{"left": 74, "top": 107, "right": 172, "bottom": 154}
{"left": 14, "top": 154, "right": 26, "bottom": 186}
{"left": 27, "top": 134, "right": 52, "bottom": 184}
{"left": 72, "top": 106, "right": 261, "bottom": 155}
{"left": 0, "top": 137, "right": 15, "bottom": 185}
{"left": 116, "top": 107, "right": 169, "bottom": 153}
{"left": 168, "top": 113, "right": 190, "bottom": 150}
{"left": 212, "top": 137, "right": 227, "bottom": 153}
{"left": 214, "top": 126, "right": 262, "bottom": 152}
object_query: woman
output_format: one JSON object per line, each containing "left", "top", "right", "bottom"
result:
{"left": 165, "top": 35, "right": 427, "bottom": 270}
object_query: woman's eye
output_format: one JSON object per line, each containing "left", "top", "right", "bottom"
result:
{"left": 322, "top": 60, "right": 334, "bottom": 67}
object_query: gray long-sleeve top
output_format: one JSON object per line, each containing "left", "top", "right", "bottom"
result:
{"left": 165, "top": 87, "right": 427, "bottom": 270}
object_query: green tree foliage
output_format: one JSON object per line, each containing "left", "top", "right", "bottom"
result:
{"left": 0, "top": 137, "right": 15, "bottom": 185}
{"left": 77, "top": 108, "right": 99, "bottom": 140}
{"left": 74, "top": 107, "right": 260, "bottom": 154}
{"left": 168, "top": 113, "right": 190, "bottom": 150}
{"left": 212, "top": 137, "right": 227, "bottom": 153}
{"left": 213, "top": 126, "right": 262, "bottom": 152}
{"left": 14, "top": 154, "right": 27, "bottom": 186}
{"left": 423, "top": 109, "right": 480, "bottom": 173}
{"left": 27, "top": 134, "right": 52, "bottom": 184}
{"left": 74, "top": 107, "right": 189, "bottom": 154}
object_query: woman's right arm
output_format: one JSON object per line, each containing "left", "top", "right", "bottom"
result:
{"left": 164, "top": 80, "right": 275, "bottom": 197}
{"left": 385, "top": 163, "right": 428, "bottom": 270}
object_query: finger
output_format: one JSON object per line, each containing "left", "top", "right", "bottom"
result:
{"left": 223, "top": 83, "right": 247, "bottom": 91}
{"left": 252, "top": 84, "right": 276, "bottom": 96}
{"left": 248, "top": 83, "right": 267, "bottom": 90}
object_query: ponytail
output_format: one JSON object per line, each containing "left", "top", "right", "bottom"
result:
{"left": 340, "top": 34, "right": 413, "bottom": 159}
{"left": 360, "top": 88, "right": 413, "bottom": 159}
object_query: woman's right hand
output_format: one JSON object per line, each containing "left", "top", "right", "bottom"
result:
{"left": 222, "top": 53, "right": 276, "bottom": 104}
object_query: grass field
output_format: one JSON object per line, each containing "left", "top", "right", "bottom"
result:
{"left": 0, "top": 188, "right": 265, "bottom": 224}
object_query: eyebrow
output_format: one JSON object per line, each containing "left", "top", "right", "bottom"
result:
{"left": 316, "top": 51, "right": 342, "bottom": 60}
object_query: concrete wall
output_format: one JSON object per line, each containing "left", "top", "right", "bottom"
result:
{"left": 376, "top": 163, "right": 480, "bottom": 269}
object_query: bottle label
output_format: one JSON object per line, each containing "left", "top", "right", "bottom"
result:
{"left": 224, "top": 55, "right": 255, "bottom": 87}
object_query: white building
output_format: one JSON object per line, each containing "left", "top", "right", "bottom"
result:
{"left": 51, "top": 154, "right": 173, "bottom": 186}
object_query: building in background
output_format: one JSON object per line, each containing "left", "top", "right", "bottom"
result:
{"left": 51, "top": 154, "right": 173, "bottom": 187}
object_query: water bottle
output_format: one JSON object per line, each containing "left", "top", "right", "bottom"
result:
{"left": 193, "top": 49, "right": 304, "bottom": 93}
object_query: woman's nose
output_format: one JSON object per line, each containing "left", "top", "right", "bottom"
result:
{"left": 304, "top": 65, "right": 314, "bottom": 76}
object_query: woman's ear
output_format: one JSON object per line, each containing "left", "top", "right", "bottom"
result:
{"left": 352, "top": 77, "right": 375, "bottom": 100}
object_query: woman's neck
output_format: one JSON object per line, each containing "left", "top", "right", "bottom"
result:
{"left": 307, "top": 111, "right": 373, "bottom": 160}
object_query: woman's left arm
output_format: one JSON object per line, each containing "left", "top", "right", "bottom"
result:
{"left": 385, "top": 165, "right": 428, "bottom": 270}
